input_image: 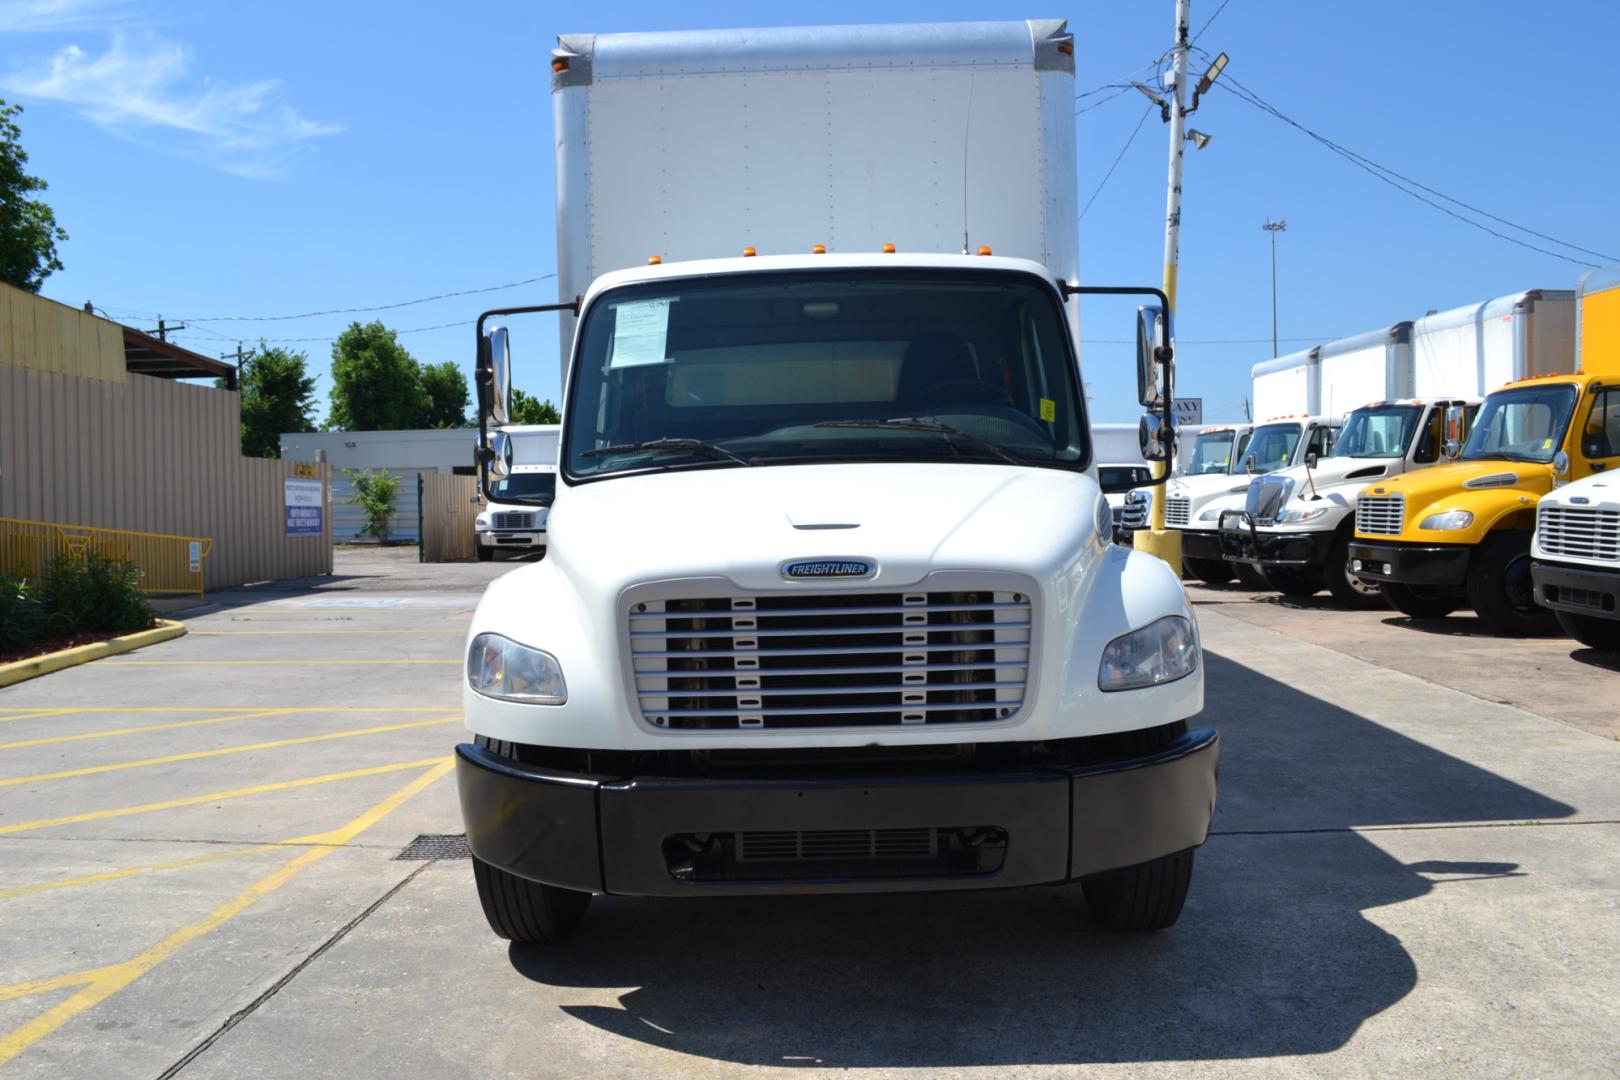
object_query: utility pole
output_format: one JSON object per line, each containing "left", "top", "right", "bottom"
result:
{"left": 1263, "top": 218, "right": 1287, "bottom": 358}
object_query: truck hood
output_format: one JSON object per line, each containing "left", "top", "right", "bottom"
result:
{"left": 545, "top": 462, "right": 1105, "bottom": 593}
{"left": 1165, "top": 472, "right": 1255, "bottom": 529}
{"left": 1364, "top": 459, "right": 1553, "bottom": 510}
{"left": 1542, "top": 472, "right": 1620, "bottom": 511}
{"left": 1263, "top": 456, "right": 1404, "bottom": 512}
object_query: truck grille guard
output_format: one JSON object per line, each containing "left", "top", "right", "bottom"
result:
{"left": 623, "top": 574, "right": 1036, "bottom": 732}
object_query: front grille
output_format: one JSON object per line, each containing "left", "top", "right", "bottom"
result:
{"left": 491, "top": 511, "right": 534, "bottom": 530}
{"left": 627, "top": 585, "right": 1033, "bottom": 731}
{"left": 1544, "top": 583, "right": 1614, "bottom": 612}
{"left": 1164, "top": 496, "right": 1191, "bottom": 527}
{"left": 665, "top": 826, "right": 1007, "bottom": 881}
{"left": 1110, "top": 506, "right": 1124, "bottom": 531}
{"left": 1246, "top": 476, "right": 1295, "bottom": 525}
{"left": 1357, "top": 493, "right": 1405, "bottom": 536}
{"left": 1119, "top": 500, "right": 1147, "bottom": 531}
{"left": 1538, "top": 506, "right": 1620, "bottom": 561}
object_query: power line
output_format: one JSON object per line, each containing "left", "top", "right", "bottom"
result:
{"left": 1075, "top": 85, "right": 1133, "bottom": 116}
{"left": 1074, "top": 57, "right": 1163, "bottom": 101}
{"left": 251, "top": 318, "right": 476, "bottom": 344}
{"left": 177, "top": 274, "right": 559, "bottom": 323}
{"left": 1191, "top": 0, "right": 1233, "bottom": 46}
{"left": 1079, "top": 103, "right": 1156, "bottom": 221}
{"left": 1220, "top": 74, "right": 1612, "bottom": 267}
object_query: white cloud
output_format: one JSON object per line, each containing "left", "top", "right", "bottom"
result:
{"left": 0, "top": 25, "right": 341, "bottom": 177}
{"left": 0, "top": 0, "right": 133, "bottom": 33}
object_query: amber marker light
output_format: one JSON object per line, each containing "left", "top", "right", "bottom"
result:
{"left": 881, "top": 242, "right": 896, "bottom": 253}
{"left": 978, "top": 245, "right": 993, "bottom": 256}
{"left": 552, "top": 58, "right": 569, "bottom": 73}
{"left": 647, "top": 255, "right": 662, "bottom": 265}
{"left": 812, "top": 244, "right": 826, "bottom": 254}
{"left": 742, "top": 246, "right": 757, "bottom": 257}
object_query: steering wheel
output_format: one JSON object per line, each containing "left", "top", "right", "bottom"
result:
{"left": 909, "top": 379, "right": 1014, "bottom": 409}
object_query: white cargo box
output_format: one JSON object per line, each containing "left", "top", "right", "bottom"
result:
{"left": 1317, "top": 323, "right": 1413, "bottom": 418}
{"left": 1411, "top": 289, "right": 1574, "bottom": 399}
{"left": 1250, "top": 347, "right": 1320, "bottom": 421}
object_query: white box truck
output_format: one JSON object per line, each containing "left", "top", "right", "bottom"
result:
{"left": 1251, "top": 346, "right": 1320, "bottom": 420}
{"left": 1411, "top": 290, "right": 1574, "bottom": 400}
{"left": 1218, "top": 324, "right": 1487, "bottom": 604}
{"left": 475, "top": 424, "right": 560, "bottom": 560}
{"left": 458, "top": 20, "right": 1217, "bottom": 945}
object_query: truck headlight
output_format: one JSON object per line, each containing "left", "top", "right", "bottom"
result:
{"left": 475, "top": 512, "right": 491, "bottom": 530}
{"left": 1094, "top": 495, "right": 1113, "bottom": 538}
{"left": 1199, "top": 507, "right": 1222, "bottom": 521}
{"left": 1419, "top": 509, "right": 1474, "bottom": 531}
{"left": 1098, "top": 615, "right": 1199, "bottom": 692}
{"left": 1276, "top": 506, "right": 1329, "bottom": 523}
{"left": 467, "top": 633, "right": 567, "bottom": 704}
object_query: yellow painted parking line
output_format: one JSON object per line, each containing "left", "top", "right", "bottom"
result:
{"left": 0, "top": 706, "right": 454, "bottom": 715}
{"left": 0, "top": 708, "right": 297, "bottom": 751}
{"left": 0, "top": 717, "right": 459, "bottom": 789}
{"left": 190, "top": 629, "right": 467, "bottom": 636}
{"left": 0, "top": 758, "right": 453, "bottom": 1065}
{"left": 101, "top": 659, "right": 460, "bottom": 666}
{"left": 0, "top": 709, "right": 78, "bottom": 724}
{"left": 0, "top": 755, "right": 449, "bottom": 835}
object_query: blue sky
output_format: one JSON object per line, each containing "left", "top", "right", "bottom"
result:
{"left": 3, "top": 0, "right": 1614, "bottom": 425}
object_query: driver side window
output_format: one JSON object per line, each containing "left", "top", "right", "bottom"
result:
{"left": 1583, "top": 389, "right": 1620, "bottom": 461}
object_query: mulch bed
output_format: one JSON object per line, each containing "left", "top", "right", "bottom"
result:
{"left": 0, "top": 628, "right": 128, "bottom": 666}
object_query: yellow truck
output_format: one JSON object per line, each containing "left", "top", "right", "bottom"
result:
{"left": 1349, "top": 272, "right": 1620, "bottom": 634}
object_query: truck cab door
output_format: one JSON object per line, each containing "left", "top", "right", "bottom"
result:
{"left": 1577, "top": 386, "right": 1620, "bottom": 477}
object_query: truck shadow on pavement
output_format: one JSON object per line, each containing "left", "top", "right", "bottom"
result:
{"left": 507, "top": 652, "right": 1572, "bottom": 1067}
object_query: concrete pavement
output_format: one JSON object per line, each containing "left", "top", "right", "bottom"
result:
{"left": 0, "top": 549, "right": 1616, "bottom": 1077}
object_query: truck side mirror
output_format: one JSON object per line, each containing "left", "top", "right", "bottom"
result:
{"left": 1443, "top": 403, "right": 1465, "bottom": 460}
{"left": 1305, "top": 451, "right": 1319, "bottom": 470}
{"left": 1245, "top": 453, "right": 1257, "bottom": 474}
{"left": 1138, "top": 412, "right": 1172, "bottom": 462}
{"left": 478, "top": 325, "right": 513, "bottom": 428}
{"left": 1553, "top": 450, "right": 1570, "bottom": 483}
{"left": 1136, "top": 305, "right": 1172, "bottom": 409}
{"left": 485, "top": 430, "right": 513, "bottom": 480}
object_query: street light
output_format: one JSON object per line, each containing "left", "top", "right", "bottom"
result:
{"left": 1263, "top": 219, "right": 1287, "bottom": 358}
{"left": 1185, "top": 128, "right": 1212, "bottom": 150}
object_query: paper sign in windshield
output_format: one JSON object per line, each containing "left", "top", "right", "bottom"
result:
{"left": 609, "top": 299, "right": 673, "bottom": 368}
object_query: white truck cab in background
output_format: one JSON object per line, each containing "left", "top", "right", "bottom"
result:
{"left": 1532, "top": 468, "right": 1620, "bottom": 655}
{"left": 456, "top": 20, "right": 1218, "bottom": 947}
{"left": 474, "top": 424, "right": 559, "bottom": 560}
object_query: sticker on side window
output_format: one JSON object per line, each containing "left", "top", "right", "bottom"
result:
{"left": 1040, "top": 398, "right": 1056, "bottom": 422}
{"left": 609, "top": 299, "right": 675, "bottom": 368}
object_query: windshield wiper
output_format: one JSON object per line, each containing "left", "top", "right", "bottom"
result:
{"left": 814, "top": 418, "right": 1024, "bottom": 466}
{"left": 582, "top": 437, "right": 754, "bottom": 466}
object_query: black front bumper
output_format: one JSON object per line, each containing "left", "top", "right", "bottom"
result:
{"left": 1177, "top": 528, "right": 1224, "bottom": 562}
{"left": 1216, "top": 511, "right": 1336, "bottom": 568}
{"left": 1532, "top": 560, "right": 1620, "bottom": 621}
{"left": 1347, "top": 540, "right": 1471, "bottom": 586}
{"left": 457, "top": 728, "right": 1220, "bottom": 897}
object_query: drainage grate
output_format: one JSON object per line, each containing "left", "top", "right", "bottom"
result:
{"left": 395, "top": 833, "right": 471, "bottom": 860}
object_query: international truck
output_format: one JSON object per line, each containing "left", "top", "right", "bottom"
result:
{"left": 474, "top": 424, "right": 559, "bottom": 560}
{"left": 455, "top": 21, "right": 1218, "bottom": 945}
{"left": 1532, "top": 470, "right": 1620, "bottom": 653}
{"left": 1217, "top": 323, "right": 1477, "bottom": 606}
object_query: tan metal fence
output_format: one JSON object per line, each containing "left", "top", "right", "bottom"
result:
{"left": 0, "top": 517, "right": 213, "bottom": 596}
{"left": 419, "top": 473, "right": 480, "bottom": 562}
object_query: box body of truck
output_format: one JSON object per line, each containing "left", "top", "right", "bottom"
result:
{"left": 1410, "top": 290, "right": 1573, "bottom": 400}
{"left": 1251, "top": 346, "right": 1321, "bottom": 421}
{"left": 458, "top": 21, "right": 1217, "bottom": 943}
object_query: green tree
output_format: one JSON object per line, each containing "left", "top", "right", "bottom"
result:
{"left": 328, "top": 321, "right": 425, "bottom": 430}
{"left": 420, "top": 360, "right": 471, "bottom": 428}
{"left": 510, "top": 388, "right": 561, "bottom": 425}
{"left": 344, "top": 468, "right": 401, "bottom": 541}
{"left": 0, "top": 100, "right": 68, "bottom": 293}
{"left": 234, "top": 343, "right": 317, "bottom": 457}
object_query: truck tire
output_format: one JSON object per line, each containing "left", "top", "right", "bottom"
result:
{"left": 1183, "top": 557, "right": 1233, "bottom": 584}
{"left": 1232, "top": 563, "right": 1269, "bottom": 590}
{"left": 1555, "top": 610, "right": 1620, "bottom": 654}
{"left": 1324, "top": 530, "right": 1385, "bottom": 609}
{"left": 1266, "top": 566, "right": 1322, "bottom": 598}
{"left": 1382, "top": 582, "right": 1458, "bottom": 620}
{"left": 470, "top": 736, "right": 593, "bottom": 943}
{"left": 1466, "top": 531, "right": 1558, "bottom": 636}
{"left": 476, "top": 545, "right": 495, "bottom": 562}
{"left": 1082, "top": 848, "right": 1195, "bottom": 932}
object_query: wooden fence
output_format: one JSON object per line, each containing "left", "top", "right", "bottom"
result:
{"left": 419, "top": 472, "right": 480, "bottom": 562}
{"left": 0, "top": 363, "right": 332, "bottom": 590}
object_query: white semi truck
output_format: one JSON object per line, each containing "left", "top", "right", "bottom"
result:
{"left": 475, "top": 424, "right": 560, "bottom": 560}
{"left": 456, "top": 21, "right": 1218, "bottom": 945}
{"left": 1532, "top": 470, "right": 1620, "bottom": 654}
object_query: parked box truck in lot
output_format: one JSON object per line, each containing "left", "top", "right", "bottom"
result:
{"left": 1411, "top": 290, "right": 1574, "bottom": 400}
{"left": 1251, "top": 346, "right": 1320, "bottom": 422}
{"left": 456, "top": 21, "right": 1218, "bottom": 945}
{"left": 475, "top": 424, "right": 559, "bottom": 560}
{"left": 1218, "top": 323, "right": 1479, "bottom": 606}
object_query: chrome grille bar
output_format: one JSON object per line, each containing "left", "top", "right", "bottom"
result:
{"left": 1539, "top": 506, "right": 1620, "bottom": 559}
{"left": 1356, "top": 493, "right": 1405, "bottom": 536}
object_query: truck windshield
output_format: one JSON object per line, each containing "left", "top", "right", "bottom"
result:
{"left": 1332, "top": 405, "right": 1421, "bottom": 458}
{"left": 1099, "top": 465, "right": 1151, "bottom": 493}
{"left": 1242, "top": 423, "right": 1302, "bottom": 473}
{"left": 1461, "top": 384, "right": 1577, "bottom": 464}
{"left": 564, "top": 271, "right": 1087, "bottom": 480}
{"left": 490, "top": 473, "right": 556, "bottom": 502}
{"left": 1185, "top": 431, "right": 1235, "bottom": 475}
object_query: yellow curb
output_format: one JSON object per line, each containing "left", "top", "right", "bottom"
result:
{"left": 0, "top": 621, "right": 187, "bottom": 689}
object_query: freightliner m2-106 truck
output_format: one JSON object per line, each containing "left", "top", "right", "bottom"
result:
{"left": 1217, "top": 322, "right": 1478, "bottom": 606}
{"left": 455, "top": 21, "right": 1218, "bottom": 945}
{"left": 474, "top": 424, "right": 559, "bottom": 561}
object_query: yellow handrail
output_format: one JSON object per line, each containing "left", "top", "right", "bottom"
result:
{"left": 0, "top": 517, "right": 213, "bottom": 597}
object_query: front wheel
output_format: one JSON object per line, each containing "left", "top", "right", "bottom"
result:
{"left": 1083, "top": 849, "right": 1195, "bottom": 932}
{"left": 1466, "top": 532, "right": 1558, "bottom": 636}
{"left": 1183, "top": 557, "right": 1234, "bottom": 585}
{"left": 1232, "top": 562, "right": 1270, "bottom": 590}
{"left": 472, "top": 857, "right": 592, "bottom": 943}
{"left": 1556, "top": 610, "right": 1620, "bottom": 653}
{"left": 1382, "top": 582, "right": 1459, "bottom": 619}
{"left": 1325, "top": 531, "right": 1386, "bottom": 609}
{"left": 476, "top": 545, "right": 495, "bottom": 562}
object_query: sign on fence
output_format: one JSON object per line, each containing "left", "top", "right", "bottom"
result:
{"left": 284, "top": 478, "right": 324, "bottom": 536}
{"left": 1173, "top": 398, "right": 1203, "bottom": 425}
